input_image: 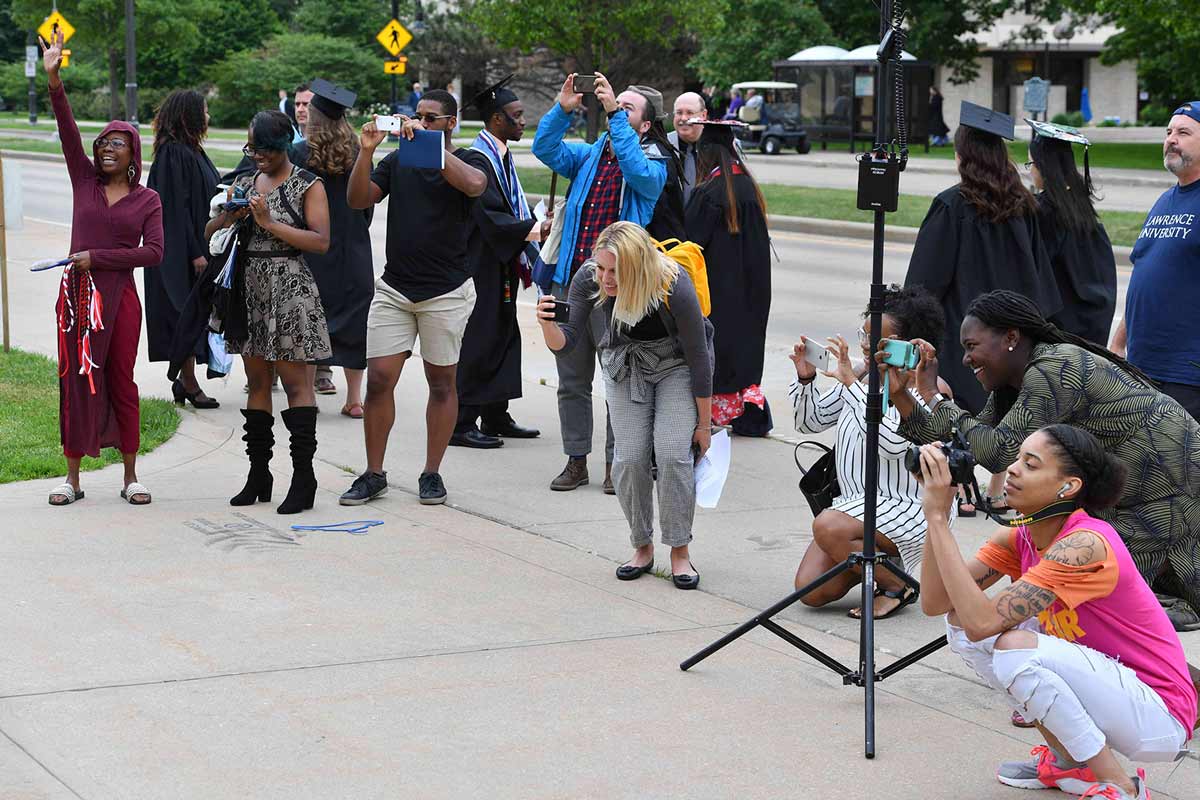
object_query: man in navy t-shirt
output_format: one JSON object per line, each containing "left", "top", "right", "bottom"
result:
{"left": 1113, "top": 101, "right": 1200, "bottom": 422}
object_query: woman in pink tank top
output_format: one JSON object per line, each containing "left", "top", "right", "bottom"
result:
{"left": 915, "top": 424, "right": 1196, "bottom": 800}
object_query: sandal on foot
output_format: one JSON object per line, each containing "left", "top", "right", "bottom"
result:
{"left": 1010, "top": 709, "right": 1037, "bottom": 728}
{"left": 848, "top": 584, "right": 919, "bottom": 620}
{"left": 48, "top": 483, "right": 84, "bottom": 506}
{"left": 341, "top": 402, "right": 364, "bottom": 419}
{"left": 957, "top": 500, "right": 977, "bottom": 518}
{"left": 120, "top": 482, "right": 152, "bottom": 505}
{"left": 1165, "top": 601, "right": 1200, "bottom": 632}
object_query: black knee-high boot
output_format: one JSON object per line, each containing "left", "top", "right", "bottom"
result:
{"left": 277, "top": 406, "right": 318, "bottom": 514}
{"left": 230, "top": 409, "right": 274, "bottom": 506}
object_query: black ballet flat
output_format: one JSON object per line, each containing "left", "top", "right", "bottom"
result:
{"left": 671, "top": 563, "right": 700, "bottom": 590}
{"left": 616, "top": 560, "right": 654, "bottom": 581}
{"left": 172, "top": 379, "right": 220, "bottom": 409}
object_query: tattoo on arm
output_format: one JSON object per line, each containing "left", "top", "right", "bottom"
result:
{"left": 975, "top": 566, "right": 999, "bottom": 588}
{"left": 994, "top": 581, "right": 1058, "bottom": 630}
{"left": 1045, "top": 531, "right": 1105, "bottom": 567}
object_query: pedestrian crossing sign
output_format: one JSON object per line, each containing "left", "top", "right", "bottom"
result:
{"left": 376, "top": 19, "right": 412, "bottom": 57}
{"left": 38, "top": 11, "right": 75, "bottom": 44}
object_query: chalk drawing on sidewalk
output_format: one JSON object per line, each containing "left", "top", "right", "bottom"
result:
{"left": 183, "top": 512, "right": 305, "bottom": 552}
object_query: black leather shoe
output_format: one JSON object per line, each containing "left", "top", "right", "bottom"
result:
{"left": 672, "top": 563, "right": 700, "bottom": 590}
{"left": 481, "top": 419, "right": 541, "bottom": 439}
{"left": 449, "top": 429, "right": 504, "bottom": 449}
{"left": 616, "top": 560, "right": 654, "bottom": 581}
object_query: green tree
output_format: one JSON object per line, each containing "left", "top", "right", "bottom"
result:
{"left": 471, "top": 0, "right": 723, "bottom": 137}
{"left": 816, "top": 0, "right": 1016, "bottom": 85}
{"left": 11, "top": 0, "right": 208, "bottom": 119}
{"left": 0, "top": 1, "right": 29, "bottom": 62}
{"left": 206, "top": 32, "right": 401, "bottom": 127}
{"left": 139, "top": 0, "right": 283, "bottom": 92}
{"left": 293, "top": 0, "right": 389, "bottom": 40}
{"left": 690, "top": 0, "right": 832, "bottom": 88}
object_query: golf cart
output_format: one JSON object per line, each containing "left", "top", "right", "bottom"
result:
{"left": 731, "top": 81, "right": 812, "bottom": 155}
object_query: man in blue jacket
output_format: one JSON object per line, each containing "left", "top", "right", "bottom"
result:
{"left": 533, "top": 72, "right": 669, "bottom": 492}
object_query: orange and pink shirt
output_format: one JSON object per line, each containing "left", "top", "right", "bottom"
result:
{"left": 977, "top": 509, "right": 1196, "bottom": 736}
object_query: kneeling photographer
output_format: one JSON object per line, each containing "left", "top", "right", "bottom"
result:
{"left": 791, "top": 286, "right": 954, "bottom": 619}
{"left": 916, "top": 424, "right": 1195, "bottom": 799}
{"left": 536, "top": 221, "right": 712, "bottom": 589}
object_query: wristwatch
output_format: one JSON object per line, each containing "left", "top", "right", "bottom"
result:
{"left": 927, "top": 392, "right": 950, "bottom": 414}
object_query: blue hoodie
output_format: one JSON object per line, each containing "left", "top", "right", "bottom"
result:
{"left": 532, "top": 103, "right": 667, "bottom": 287}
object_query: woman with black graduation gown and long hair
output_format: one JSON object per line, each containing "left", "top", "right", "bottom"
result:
{"left": 145, "top": 89, "right": 221, "bottom": 409}
{"left": 684, "top": 119, "right": 773, "bottom": 436}
{"left": 291, "top": 79, "right": 373, "bottom": 418}
{"left": 1025, "top": 119, "right": 1117, "bottom": 346}
{"left": 904, "top": 102, "right": 1062, "bottom": 417}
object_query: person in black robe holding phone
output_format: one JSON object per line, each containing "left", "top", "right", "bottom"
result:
{"left": 146, "top": 89, "right": 221, "bottom": 408}
{"left": 450, "top": 76, "right": 550, "bottom": 448}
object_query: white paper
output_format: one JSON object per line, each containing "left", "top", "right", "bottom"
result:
{"left": 694, "top": 429, "right": 731, "bottom": 509}
{"left": 533, "top": 199, "right": 548, "bottom": 221}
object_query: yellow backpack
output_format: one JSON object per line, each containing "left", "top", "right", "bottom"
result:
{"left": 653, "top": 237, "right": 711, "bottom": 317}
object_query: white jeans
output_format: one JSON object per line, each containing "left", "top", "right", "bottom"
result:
{"left": 947, "top": 618, "right": 1189, "bottom": 763}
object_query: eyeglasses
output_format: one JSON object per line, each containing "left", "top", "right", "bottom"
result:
{"left": 95, "top": 137, "right": 129, "bottom": 151}
{"left": 242, "top": 144, "right": 281, "bottom": 157}
{"left": 858, "top": 329, "right": 870, "bottom": 346}
{"left": 412, "top": 113, "right": 453, "bottom": 125}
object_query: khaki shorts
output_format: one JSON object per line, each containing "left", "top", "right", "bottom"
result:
{"left": 366, "top": 278, "right": 477, "bottom": 366}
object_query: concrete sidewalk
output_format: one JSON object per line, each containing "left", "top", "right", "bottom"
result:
{"left": 0, "top": 218, "right": 1196, "bottom": 798}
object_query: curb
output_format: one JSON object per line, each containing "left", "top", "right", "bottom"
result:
{"left": 3, "top": 148, "right": 1133, "bottom": 266}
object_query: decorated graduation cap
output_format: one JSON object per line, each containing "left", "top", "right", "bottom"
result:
{"left": 309, "top": 78, "right": 356, "bottom": 120}
{"left": 470, "top": 74, "right": 520, "bottom": 120}
{"left": 691, "top": 118, "right": 746, "bottom": 150}
{"left": 959, "top": 100, "right": 1015, "bottom": 140}
{"left": 1026, "top": 118, "right": 1090, "bottom": 147}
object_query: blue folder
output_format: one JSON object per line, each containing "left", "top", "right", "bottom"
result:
{"left": 396, "top": 129, "right": 446, "bottom": 169}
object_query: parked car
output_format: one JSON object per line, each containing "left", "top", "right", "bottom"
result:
{"left": 730, "top": 81, "right": 811, "bottom": 155}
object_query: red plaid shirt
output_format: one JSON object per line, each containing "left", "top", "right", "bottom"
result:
{"left": 569, "top": 144, "right": 623, "bottom": 275}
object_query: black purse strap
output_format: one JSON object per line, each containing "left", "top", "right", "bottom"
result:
{"left": 793, "top": 440, "right": 833, "bottom": 477}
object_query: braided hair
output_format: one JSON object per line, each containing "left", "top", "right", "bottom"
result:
{"left": 965, "top": 290, "right": 1157, "bottom": 417}
{"left": 1041, "top": 424, "right": 1127, "bottom": 511}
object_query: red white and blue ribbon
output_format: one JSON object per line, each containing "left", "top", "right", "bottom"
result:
{"left": 56, "top": 264, "right": 104, "bottom": 395}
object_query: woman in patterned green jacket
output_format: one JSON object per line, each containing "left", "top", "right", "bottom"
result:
{"left": 883, "top": 289, "right": 1200, "bottom": 631}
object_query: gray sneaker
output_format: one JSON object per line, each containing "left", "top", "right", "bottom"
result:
{"left": 340, "top": 471, "right": 388, "bottom": 506}
{"left": 1075, "top": 772, "right": 1150, "bottom": 800}
{"left": 996, "top": 745, "right": 1096, "bottom": 794}
{"left": 418, "top": 471, "right": 447, "bottom": 505}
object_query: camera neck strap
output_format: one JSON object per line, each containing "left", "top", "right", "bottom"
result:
{"left": 967, "top": 478, "right": 1077, "bottom": 527}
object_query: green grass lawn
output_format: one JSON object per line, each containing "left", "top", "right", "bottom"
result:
{"left": 915, "top": 140, "right": 1165, "bottom": 172}
{"left": 0, "top": 348, "right": 180, "bottom": 483}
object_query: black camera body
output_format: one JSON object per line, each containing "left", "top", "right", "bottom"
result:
{"left": 904, "top": 430, "right": 976, "bottom": 486}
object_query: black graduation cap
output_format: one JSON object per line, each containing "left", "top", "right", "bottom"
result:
{"left": 959, "top": 100, "right": 1015, "bottom": 140}
{"left": 692, "top": 118, "right": 746, "bottom": 150}
{"left": 309, "top": 78, "right": 356, "bottom": 120}
{"left": 470, "top": 74, "right": 520, "bottom": 120}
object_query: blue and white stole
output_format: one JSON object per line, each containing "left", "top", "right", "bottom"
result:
{"left": 471, "top": 129, "right": 538, "bottom": 284}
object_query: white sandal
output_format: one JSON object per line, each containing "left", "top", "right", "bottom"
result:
{"left": 120, "top": 482, "right": 152, "bottom": 505}
{"left": 48, "top": 483, "right": 84, "bottom": 506}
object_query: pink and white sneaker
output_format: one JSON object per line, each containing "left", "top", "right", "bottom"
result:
{"left": 997, "top": 745, "right": 1099, "bottom": 794}
{"left": 1079, "top": 769, "right": 1151, "bottom": 800}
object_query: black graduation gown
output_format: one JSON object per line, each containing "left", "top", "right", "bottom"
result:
{"left": 904, "top": 185, "right": 1062, "bottom": 413}
{"left": 144, "top": 142, "right": 220, "bottom": 362}
{"left": 647, "top": 149, "right": 686, "bottom": 241}
{"left": 456, "top": 148, "right": 536, "bottom": 406}
{"left": 290, "top": 143, "right": 374, "bottom": 369}
{"left": 1036, "top": 193, "right": 1118, "bottom": 346}
{"left": 684, "top": 172, "right": 772, "bottom": 395}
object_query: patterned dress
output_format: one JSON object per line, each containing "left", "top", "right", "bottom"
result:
{"left": 225, "top": 168, "right": 332, "bottom": 362}
{"left": 899, "top": 342, "right": 1200, "bottom": 611}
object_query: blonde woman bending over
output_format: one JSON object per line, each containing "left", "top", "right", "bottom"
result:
{"left": 537, "top": 222, "right": 714, "bottom": 589}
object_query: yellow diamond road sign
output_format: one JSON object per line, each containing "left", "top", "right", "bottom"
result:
{"left": 38, "top": 10, "right": 76, "bottom": 44}
{"left": 377, "top": 19, "right": 412, "bottom": 57}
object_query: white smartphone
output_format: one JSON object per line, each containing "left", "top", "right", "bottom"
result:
{"left": 374, "top": 114, "right": 404, "bottom": 133}
{"left": 803, "top": 338, "right": 830, "bottom": 371}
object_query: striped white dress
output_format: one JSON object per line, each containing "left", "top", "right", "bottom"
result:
{"left": 790, "top": 377, "right": 956, "bottom": 580}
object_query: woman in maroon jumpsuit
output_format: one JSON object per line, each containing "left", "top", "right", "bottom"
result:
{"left": 42, "top": 30, "right": 164, "bottom": 506}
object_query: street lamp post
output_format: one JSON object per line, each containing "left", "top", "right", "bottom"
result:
{"left": 124, "top": 0, "right": 137, "bottom": 125}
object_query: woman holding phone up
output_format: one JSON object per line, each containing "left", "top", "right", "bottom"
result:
{"left": 791, "top": 286, "right": 954, "bottom": 619}
{"left": 536, "top": 222, "right": 712, "bottom": 589}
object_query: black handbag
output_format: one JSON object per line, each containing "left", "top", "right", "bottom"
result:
{"left": 795, "top": 441, "right": 841, "bottom": 517}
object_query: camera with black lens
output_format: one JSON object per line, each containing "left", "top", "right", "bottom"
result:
{"left": 904, "top": 429, "right": 976, "bottom": 486}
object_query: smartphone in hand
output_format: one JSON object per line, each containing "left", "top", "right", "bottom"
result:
{"left": 881, "top": 339, "right": 920, "bottom": 370}
{"left": 803, "top": 339, "right": 830, "bottom": 371}
{"left": 374, "top": 115, "right": 404, "bottom": 133}
{"left": 552, "top": 300, "right": 571, "bottom": 323}
{"left": 572, "top": 74, "right": 598, "bottom": 94}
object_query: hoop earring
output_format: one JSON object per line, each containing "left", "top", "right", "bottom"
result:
{"left": 127, "top": 164, "right": 136, "bottom": 182}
